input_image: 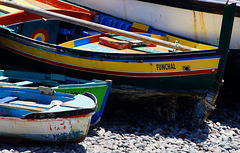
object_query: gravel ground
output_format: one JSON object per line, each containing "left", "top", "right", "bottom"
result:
{"left": 0, "top": 90, "right": 239, "bottom": 153}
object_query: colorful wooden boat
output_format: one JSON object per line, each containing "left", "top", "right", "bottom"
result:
{"left": 61, "top": 0, "right": 240, "bottom": 91}
{"left": 0, "top": 69, "right": 112, "bottom": 125}
{"left": 0, "top": 86, "right": 97, "bottom": 142}
{"left": 23, "top": 0, "right": 240, "bottom": 95}
{"left": 0, "top": 1, "right": 236, "bottom": 128}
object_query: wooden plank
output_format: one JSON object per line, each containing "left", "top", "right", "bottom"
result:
{"left": 133, "top": 46, "right": 167, "bottom": 53}
{"left": 13, "top": 81, "right": 33, "bottom": 86}
{"left": 92, "top": 42, "right": 145, "bottom": 53}
{"left": 75, "top": 43, "right": 123, "bottom": 53}
{"left": 0, "top": 76, "right": 8, "bottom": 81}
{"left": 0, "top": 103, "right": 47, "bottom": 112}
{"left": 99, "top": 37, "right": 132, "bottom": 50}
{"left": 10, "top": 100, "right": 50, "bottom": 109}
{"left": 0, "top": 96, "right": 18, "bottom": 103}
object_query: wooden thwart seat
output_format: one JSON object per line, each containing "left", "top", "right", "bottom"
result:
{"left": 99, "top": 36, "right": 170, "bottom": 53}
{"left": 99, "top": 36, "right": 153, "bottom": 50}
{"left": 0, "top": 96, "right": 18, "bottom": 103}
{"left": 99, "top": 36, "right": 132, "bottom": 50}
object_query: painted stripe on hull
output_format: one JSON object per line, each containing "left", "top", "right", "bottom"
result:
{"left": 0, "top": 35, "right": 220, "bottom": 78}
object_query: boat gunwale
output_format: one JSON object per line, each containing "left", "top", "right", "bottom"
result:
{"left": 0, "top": 29, "right": 221, "bottom": 61}
{"left": 0, "top": 9, "right": 221, "bottom": 57}
{"left": 22, "top": 106, "right": 96, "bottom": 119}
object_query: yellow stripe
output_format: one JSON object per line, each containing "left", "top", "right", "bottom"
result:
{"left": 60, "top": 41, "right": 75, "bottom": 48}
{"left": 166, "top": 35, "right": 217, "bottom": 50}
{"left": 0, "top": 0, "right": 43, "bottom": 14}
{"left": 14, "top": 0, "right": 42, "bottom": 9}
{"left": 151, "top": 34, "right": 168, "bottom": 41}
{"left": 1, "top": 36, "right": 220, "bottom": 73}
{"left": 0, "top": 5, "right": 19, "bottom": 14}
{"left": 132, "top": 22, "right": 149, "bottom": 32}
{"left": 131, "top": 22, "right": 217, "bottom": 50}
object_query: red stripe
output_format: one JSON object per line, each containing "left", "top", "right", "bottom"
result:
{"left": 89, "top": 34, "right": 103, "bottom": 43}
{"left": 1, "top": 44, "right": 217, "bottom": 77}
{"left": 130, "top": 27, "right": 148, "bottom": 33}
{"left": 30, "top": 28, "right": 49, "bottom": 42}
{"left": 99, "top": 37, "right": 132, "bottom": 49}
{"left": 0, "top": 113, "right": 89, "bottom": 121}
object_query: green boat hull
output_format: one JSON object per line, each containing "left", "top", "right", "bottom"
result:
{"left": 0, "top": 70, "right": 112, "bottom": 125}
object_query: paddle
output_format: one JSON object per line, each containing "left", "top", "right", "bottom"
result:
{"left": 0, "top": 0, "right": 197, "bottom": 51}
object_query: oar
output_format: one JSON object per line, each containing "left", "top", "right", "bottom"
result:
{"left": 0, "top": 0, "right": 197, "bottom": 51}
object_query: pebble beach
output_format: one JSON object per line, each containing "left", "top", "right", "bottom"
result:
{"left": 0, "top": 90, "right": 239, "bottom": 153}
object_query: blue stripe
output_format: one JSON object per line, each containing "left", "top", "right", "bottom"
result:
{"left": 74, "top": 37, "right": 90, "bottom": 47}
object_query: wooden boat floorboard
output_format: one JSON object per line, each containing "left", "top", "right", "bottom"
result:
{"left": 0, "top": 102, "right": 47, "bottom": 112}
{"left": 74, "top": 39, "right": 170, "bottom": 54}
{"left": 9, "top": 101, "right": 50, "bottom": 109}
{"left": 92, "top": 42, "right": 147, "bottom": 53}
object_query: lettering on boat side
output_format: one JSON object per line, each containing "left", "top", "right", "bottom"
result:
{"left": 49, "top": 121, "right": 72, "bottom": 131}
{"left": 156, "top": 63, "right": 176, "bottom": 71}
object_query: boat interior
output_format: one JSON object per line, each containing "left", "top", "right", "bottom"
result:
{"left": 0, "top": 87, "right": 76, "bottom": 118}
{"left": 0, "top": 70, "right": 95, "bottom": 88}
{"left": 1, "top": 10, "right": 217, "bottom": 54}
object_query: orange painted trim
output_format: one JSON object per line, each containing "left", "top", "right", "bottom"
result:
{"left": 0, "top": 9, "right": 95, "bottom": 26}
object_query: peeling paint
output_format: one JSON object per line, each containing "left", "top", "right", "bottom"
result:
{"left": 193, "top": 11, "right": 199, "bottom": 40}
{"left": 0, "top": 114, "right": 93, "bottom": 142}
{"left": 199, "top": 12, "right": 208, "bottom": 42}
{"left": 193, "top": 11, "right": 208, "bottom": 42}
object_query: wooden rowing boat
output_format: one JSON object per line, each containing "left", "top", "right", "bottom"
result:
{"left": 0, "top": 1, "right": 236, "bottom": 128}
{"left": 60, "top": 0, "right": 240, "bottom": 92}
{"left": 0, "top": 86, "right": 97, "bottom": 142}
{"left": 0, "top": 69, "right": 112, "bottom": 125}
{"left": 22, "top": 0, "right": 240, "bottom": 95}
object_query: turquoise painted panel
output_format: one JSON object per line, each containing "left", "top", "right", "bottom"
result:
{"left": 4, "top": 70, "right": 47, "bottom": 80}
{"left": 133, "top": 47, "right": 165, "bottom": 53}
{"left": 75, "top": 44, "right": 122, "bottom": 53}
{"left": 111, "top": 34, "right": 135, "bottom": 41}
{"left": 50, "top": 73, "right": 66, "bottom": 81}
{"left": 0, "top": 12, "right": 6, "bottom": 16}
{"left": 69, "top": 94, "right": 95, "bottom": 107}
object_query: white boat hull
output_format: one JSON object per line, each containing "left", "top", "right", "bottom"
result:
{"left": 0, "top": 113, "right": 93, "bottom": 142}
{"left": 68, "top": 0, "right": 239, "bottom": 50}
